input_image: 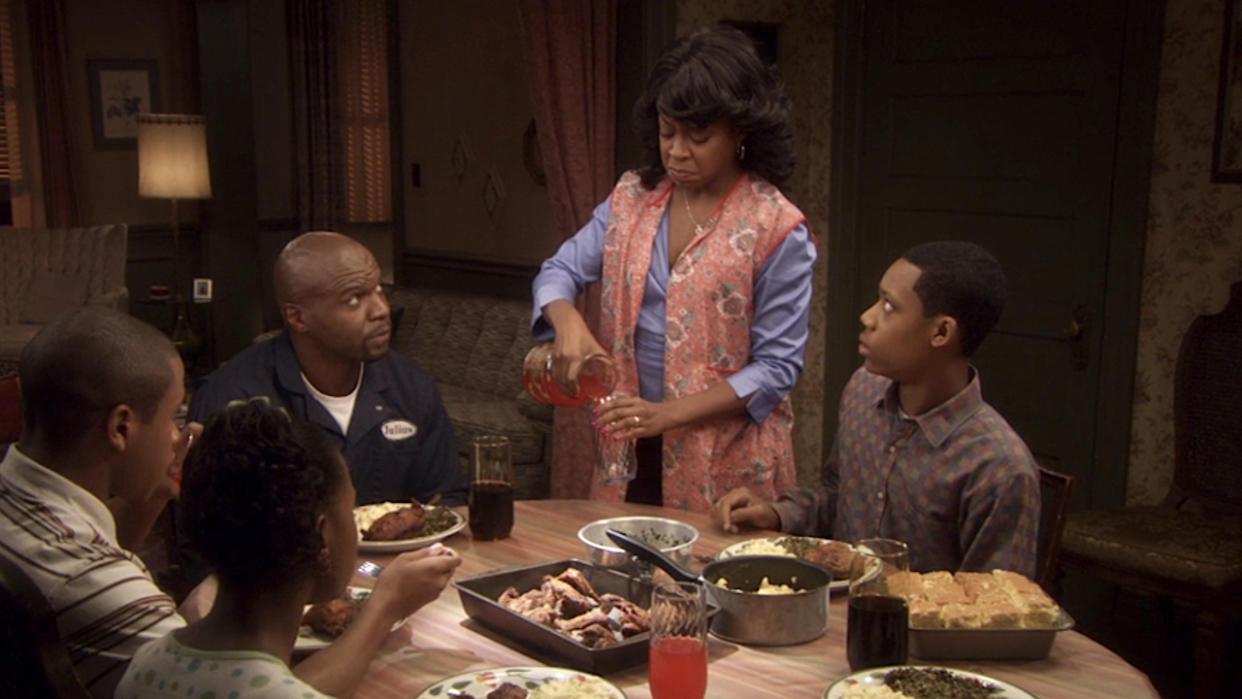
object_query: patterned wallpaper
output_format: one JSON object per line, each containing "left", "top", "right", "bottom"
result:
{"left": 1128, "top": 0, "right": 1242, "bottom": 504}
{"left": 676, "top": 0, "right": 836, "bottom": 487}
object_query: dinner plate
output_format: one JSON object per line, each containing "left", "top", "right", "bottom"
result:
{"left": 822, "top": 665, "right": 1036, "bottom": 699}
{"left": 295, "top": 586, "right": 372, "bottom": 653}
{"left": 415, "top": 666, "right": 626, "bottom": 698}
{"left": 717, "top": 536, "right": 857, "bottom": 591}
{"left": 355, "top": 502, "right": 466, "bottom": 552}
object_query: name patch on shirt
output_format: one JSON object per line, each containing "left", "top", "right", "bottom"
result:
{"left": 381, "top": 420, "right": 418, "bottom": 441}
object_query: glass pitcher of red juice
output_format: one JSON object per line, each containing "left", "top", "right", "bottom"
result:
{"left": 522, "top": 343, "right": 617, "bottom": 407}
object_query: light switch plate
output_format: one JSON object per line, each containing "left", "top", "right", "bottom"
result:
{"left": 192, "top": 278, "right": 213, "bottom": 303}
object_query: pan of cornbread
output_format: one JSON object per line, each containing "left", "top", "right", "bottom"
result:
{"left": 889, "top": 569, "right": 1074, "bottom": 659}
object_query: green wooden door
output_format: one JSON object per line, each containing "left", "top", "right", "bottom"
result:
{"left": 829, "top": 0, "right": 1160, "bottom": 509}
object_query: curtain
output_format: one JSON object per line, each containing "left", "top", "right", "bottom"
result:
{"left": 288, "top": 0, "right": 340, "bottom": 231}
{"left": 519, "top": 0, "right": 617, "bottom": 498}
{"left": 26, "top": 0, "right": 77, "bottom": 227}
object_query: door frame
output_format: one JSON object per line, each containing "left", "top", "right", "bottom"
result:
{"left": 826, "top": 0, "right": 1167, "bottom": 509}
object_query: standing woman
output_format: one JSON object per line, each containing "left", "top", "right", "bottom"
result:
{"left": 532, "top": 26, "right": 816, "bottom": 512}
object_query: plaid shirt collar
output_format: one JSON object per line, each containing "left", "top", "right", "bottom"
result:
{"left": 876, "top": 366, "right": 984, "bottom": 449}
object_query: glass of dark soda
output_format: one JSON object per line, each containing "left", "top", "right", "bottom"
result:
{"left": 468, "top": 435, "right": 514, "bottom": 540}
{"left": 846, "top": 538, "right": 910, "bottom": 671}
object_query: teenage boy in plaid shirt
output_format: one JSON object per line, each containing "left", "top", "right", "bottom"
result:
{"left": 713, "top": 241, "right": 1040, "bottom": 576}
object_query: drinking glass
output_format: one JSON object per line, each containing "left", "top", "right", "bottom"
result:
{"left": 592, "top": 393, "right": 637, "bottom": 484}
{"left": 649, "top": 581, "right": 708, "bottom": 699}
{"left": 846, "top": 537, "right": 910, "bottom": 671}
{"left": 468, "top": 435, "right": 514, "bottom": 540}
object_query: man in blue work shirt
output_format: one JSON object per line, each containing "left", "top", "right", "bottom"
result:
{"left": 187, "top": 231, "right": 466, "bottom": 507}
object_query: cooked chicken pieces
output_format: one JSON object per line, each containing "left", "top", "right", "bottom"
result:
{"left": 486, "top": 683, "right": 528, "bottom": 699}
{"left": 804, "top": 540, "right": 855, "bottom": 578}
{"left": 302, "top": 597, "right": 360, "bottom": 638}
{"left": 363, "top": 501, "right": 428, "bottom": 541}
{"left": 496, "top": 567, "right": 650, "bottom": 648}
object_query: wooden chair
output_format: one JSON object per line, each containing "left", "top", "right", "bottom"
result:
{"left": 1060, "top": 280, "right": 1242, "bottom": 699}
{"left": 0, "top": 553, "right": 90, "bottom": 698}
{"left": 1036, "top": 465, "right": 1074, "bottom": 593}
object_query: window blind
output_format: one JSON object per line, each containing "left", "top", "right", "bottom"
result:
{"left": 337, "top": 0, "right": 391, "bottom": 223}
{"left": 0, "top": 0, "right": 21, "bottom": 185}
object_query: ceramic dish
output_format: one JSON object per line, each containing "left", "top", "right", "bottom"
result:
{"left": 415, "top": 666, "right": 626, "bottom": 698}
{"left": 717, "top": 536, "right": 858, "bottom": 592}
{"left": 823, "top": 665, "right": 1036, "bottom": 699}
{"left": 355, "top": 503, "right": 466, "bottom": 552}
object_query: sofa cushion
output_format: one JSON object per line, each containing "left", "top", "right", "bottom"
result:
{"left": 0, "top": 324, "right": 43, "bottom": 363}
{"left": 20, "top": 271, "right": 89, "bottom": 324}
{"left": 1063, "top": 506, "right": 1242, "bottom": 589}
{"left": 440, "top": 384, "right": 545, "bottom": 465}
{"left": 0, "top": 224, "right": 128, "bottom": 326}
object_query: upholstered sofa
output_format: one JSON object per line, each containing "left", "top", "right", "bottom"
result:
{"left": 385, "top": 286, "right": 551, "bottom": 499}
{"left": 0, "top": 224, "right": 129, "bottom": 368}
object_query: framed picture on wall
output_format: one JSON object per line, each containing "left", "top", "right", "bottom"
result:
{"left": 87, "top": 59, "right": 161, "bottom": 149}
{"left": 1213, "top": 0, "right": 1242, "bottom": 182}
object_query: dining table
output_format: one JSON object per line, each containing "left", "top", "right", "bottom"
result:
{"left": 350, "top": 499, "right": 1158, "bottom": 698}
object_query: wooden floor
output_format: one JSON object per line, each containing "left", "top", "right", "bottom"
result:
{"left": 1059, "top": 570, "right": 1242, "bottom": 699}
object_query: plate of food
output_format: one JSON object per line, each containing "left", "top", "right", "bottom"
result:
{"left": 823, "top": 665, "right": 1035, "bottom": 699}
{"left": 355, "top": 500, "right": 466, "bottom": 552}
{"left": 296, "top": 586, "right": 372, "bottom": 652}
{"left": 415, "top": 666, "right": 626, "bottom": 699}
{"left": 717, "top": 536, "right": 857, "bottom": 591}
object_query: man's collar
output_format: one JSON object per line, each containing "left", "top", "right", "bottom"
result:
{"left": 274, "top": 330, "right": 392, "bottom": 397}
{"left": 273, "top": 331, "right": 308, "bottom": 395}
{"left": 1, "top": 445, "right": 118, "bottom": 542}
{"left": 878, "top": 367, "right": 984, "bottom": 448}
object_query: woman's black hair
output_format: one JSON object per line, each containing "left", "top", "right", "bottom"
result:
{"left": 633, "top": 25, "right": 795, "bottom": 190}
{"left": 178, "top": 399, "right": 345, "bottom": 589}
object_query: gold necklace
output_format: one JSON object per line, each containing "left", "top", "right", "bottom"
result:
{"left": 681, "top": 187, "right": 712, "bottom": 235}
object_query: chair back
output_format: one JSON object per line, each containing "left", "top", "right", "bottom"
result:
{"left": 1036, "top": 465, "right": 1074, "bottom": 592}
{"left": 0, "top": 224, "right": 129, "bottom": 325}
{"left": 0, "top": 553, "right": 90, "bottom": 698}
{"left": 1172, "top": 281, "right": 1242, "bottom": 513}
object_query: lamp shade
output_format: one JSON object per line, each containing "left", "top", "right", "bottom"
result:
{"left": 137, "top": 114, "right": 212, "bottom": 199}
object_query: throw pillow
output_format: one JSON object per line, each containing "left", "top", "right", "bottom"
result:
{"left": 20, "top": 270, "right": 89, "bottom": 324}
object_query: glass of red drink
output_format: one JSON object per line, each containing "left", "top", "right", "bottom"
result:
{"left": 468, "top": 435, "right": 514, "bottom": 540}
{"left": 648, "top": 581, "right": 708, "bottom": 699}
{"left": 846, "top": 538, "right": 910, "bottom": 671}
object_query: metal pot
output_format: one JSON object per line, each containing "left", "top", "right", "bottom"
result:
{"left": 607, "top": 529, "right": 831, "bottom": 646}
{"left": 577, "top": 516, "right": 698, "bottom": 577}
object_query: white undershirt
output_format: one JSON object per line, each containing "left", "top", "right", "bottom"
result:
{"left": 302, "top": 367, "right": 364, "bottom": 435}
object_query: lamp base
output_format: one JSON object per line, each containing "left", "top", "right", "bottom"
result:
{"left": 170, "top": 299, "right": 201, "bottom": 365}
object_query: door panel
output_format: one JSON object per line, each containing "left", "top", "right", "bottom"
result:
{"left": 840, "top": 0, "right": 1133, "bottom": 508}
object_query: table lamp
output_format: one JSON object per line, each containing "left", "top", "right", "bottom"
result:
{"left": 137, "top": 113, "right": 212, "bottom": 360}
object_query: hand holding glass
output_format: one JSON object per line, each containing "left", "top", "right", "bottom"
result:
{"left": 649, "top": 581, "right": 709, "bottom": 699}
{"left": 846, "top": 537, "right": 910, "bottom": 671}
{"left": 593, "top": 393, "right": 637, "bottom": 484}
